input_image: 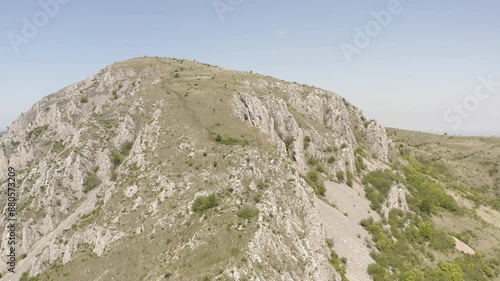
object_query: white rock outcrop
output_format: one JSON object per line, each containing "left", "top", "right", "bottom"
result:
{"left": 381, "top": 183, "right": 410, "bottom": 218}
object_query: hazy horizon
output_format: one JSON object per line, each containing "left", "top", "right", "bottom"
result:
{"left": 1, "top": 0, "right": 499, "bottom": 136}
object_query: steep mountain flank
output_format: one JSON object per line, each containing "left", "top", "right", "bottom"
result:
{"left": 0, "top": 57, "right": 389, "bottom": 281}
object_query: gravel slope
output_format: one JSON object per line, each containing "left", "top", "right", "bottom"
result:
{"left": 317, "top": 181, "right": 379, "bottom": 281}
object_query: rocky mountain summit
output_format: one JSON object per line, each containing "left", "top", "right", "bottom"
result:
{"left": 0, "top": 57, "right": 498, "bottom": 281}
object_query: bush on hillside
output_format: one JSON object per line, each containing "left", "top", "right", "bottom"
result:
{"left": 305, "top": 170, "right": 326, "bottom": 196}
{"left": 237, "top": 205, "right": 259, "bottom": 219}
{"left": 83, "top": 167, "right": 101, "bottom": 193}
{"left": 192, "top": 194, "right": 218, "bottom": 213}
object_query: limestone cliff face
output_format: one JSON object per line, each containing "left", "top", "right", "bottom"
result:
{"left": 233, "top": 80, "right": 389, "bottom": 175}
{"left": 0, "top": 57, "right": 390, "bottom": 280}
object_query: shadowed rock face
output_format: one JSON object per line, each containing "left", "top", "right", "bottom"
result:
{"left": 0, "top": 57, "right": 391, "bottom": 281}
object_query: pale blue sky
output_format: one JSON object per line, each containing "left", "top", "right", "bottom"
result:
{"left": 1, "top": 0, "right": 499, "bottom": 135}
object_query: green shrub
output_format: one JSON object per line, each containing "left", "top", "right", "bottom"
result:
{"left": 327, "top": 156, "right": 336, "bottom": 164}
{"left": 315, "top": 183, "right": 326, "bottom": 196}
{"left": 346, "top": 171, "right": 354, "bottom": 187}
{"left": 362, "top": 169, "right": 397, "bottom": 196}
{"left": 402, "top": 159, "right": 459, "bottom": 214}
{"left": 83, "top": 167, "right": 101, "bottom": 193}
{"left": 325, "top": 146, "right": 338, "bottom": 153}
{"left": 364, "top": 186, "right": 383, "bottom": 211}
{"left": 387, "top": 209, "right": 406, "bottom": 230}
{"left": 326, "top": 238, "right": 334, "bottom": 248}
{"left": 111, "top": 151, "right": 124, "bottom": 167}
{"left": 20, "top": 272, "right": 30, "bottom": 281}
{"left": 215, "top": 135, "right": 249, "bottom": 146}
{"left": 367, "top": 264, "right": 388, "bottom": 281}
{"left": 303, "top": 136, "right": 311, "bottom": 150}
{"left": 316, "top": 164, "right": 327, "bottom": 174}
{"left": 418, "top": 221, "right": 434, "bottom": 240}
{"left": 429, "top": 232, "right": 454, "bottom": 251}
{"left": 355, "top": 156, "right": 366, "bottom": 173}
{"left": 336, "top": 171, "right": 345, "bottom": 183}
{"left": 437, "top": 262, "right": 465, "bottom": 281}
{"left": 329, "top": 250, "right": 347, "bottom": 279}
{"left": 237, "top": 205, "right": 259, "bottom": 219}
{"left": 120, "top": 141, "right": 134, "bottom": 155}
{"left": 354, "top": 147, "right": 366, "bottom": 157}
{"left": 308, "top": 170, "right": 319, "bottom": 182}
{"left": 192, "top": 194, "right": 218, "bottom": 213}
{"left": 453, "top": 230, "right": 474, "bottom": 244}
{"left": 307, "top": 156, "right": 318, "bottom": 166}
{"left": 284, "top": 137, "right": 294, "bottom": 153}
{"left": 455, "top": 254, "right": 498, "bottom": 280}
{"left": 80, "top": 96, "right": 88, "bottom": 103}
{"left": 27, "top": 125, "right": 49, "bottom": 140}
{"left": 51, "top": 141, "right": 65, "bottom": 154}
{"left": 305, "top": 170, "right": 326, "bottom": 196}
{"left": 110, "top": 169, "right": 118, "bottom": 181}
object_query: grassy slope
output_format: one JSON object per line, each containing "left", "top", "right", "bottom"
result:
{"left": 363, "top": 128, "right": 500, "bottom": 281}
{"left": 387, "top": 128, "right": 500, "bottom": 255}
{"left": 387, "top": 128, "right": 500, "bottom": 205}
